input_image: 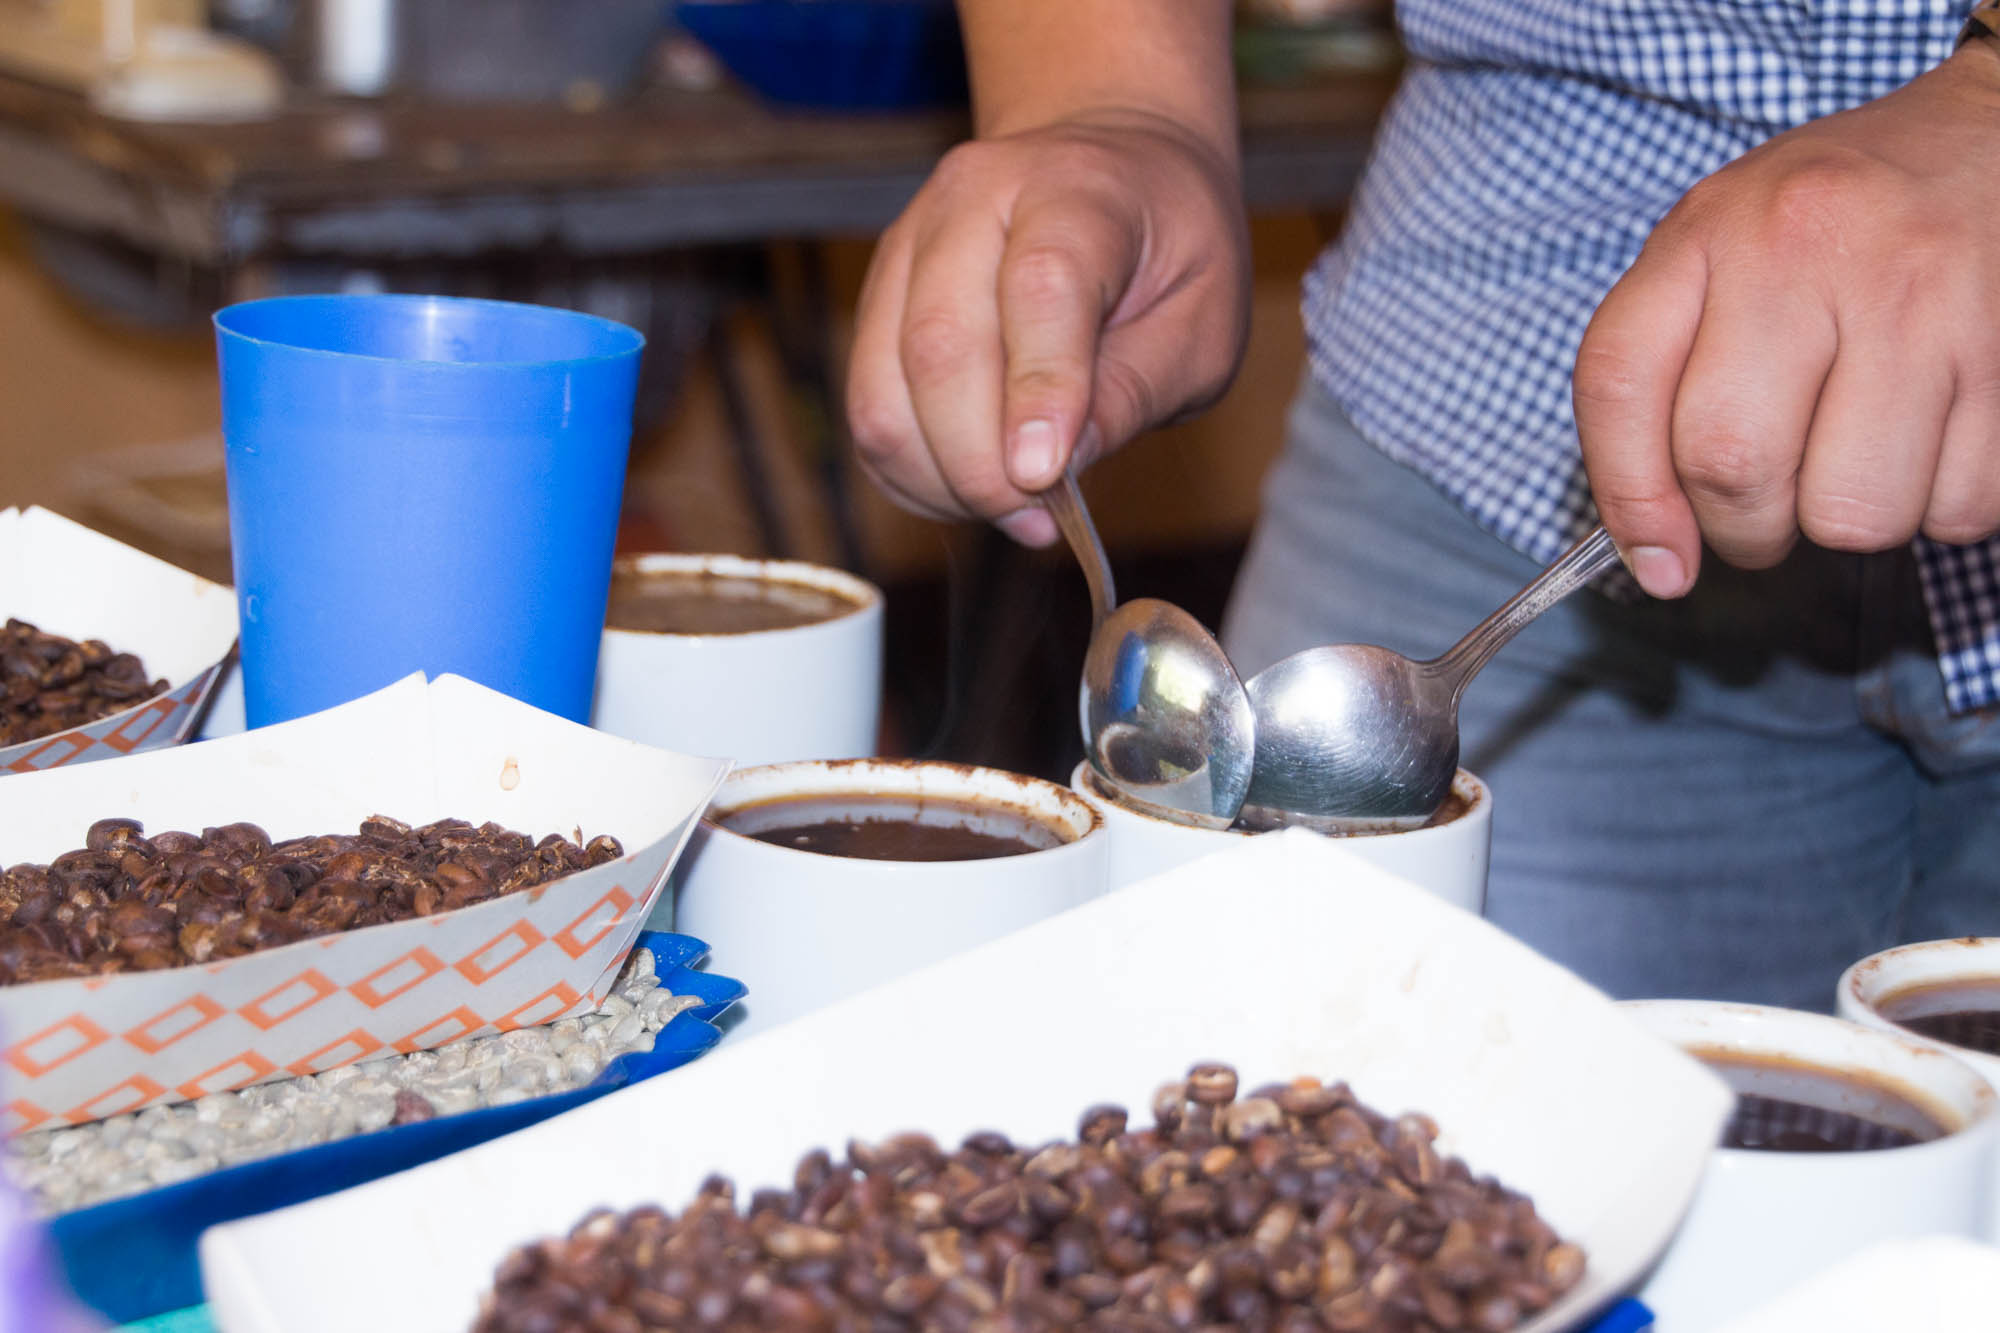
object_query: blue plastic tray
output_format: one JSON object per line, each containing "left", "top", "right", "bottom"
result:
{"left": 114, "top": 1292, "right": 1657, "bottom": 1332}
{"left": 54, "top": 932, "right": 743, "bottom": 1325}
{"left": 675, "top": 1, "right": 967, "bottom": 110}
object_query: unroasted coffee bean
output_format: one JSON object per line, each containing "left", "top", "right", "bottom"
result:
{"left": 0, "top": 620, "right": 168, "bottom": 746}
{"left": 474, "top": 1064, "right": 1584, "bottom": 1332}
{"left": 0, "top": 816, "right": 621, "bottom": 985}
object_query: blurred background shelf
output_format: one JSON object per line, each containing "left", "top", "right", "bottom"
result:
{"left": 0, "top": 0, "right": 1400, "bottom": 782}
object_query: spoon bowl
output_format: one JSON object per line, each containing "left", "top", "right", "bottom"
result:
{"left": 1080, "top": 597, "right": 1256, "bottom": 830}
{"left": 1042, "top": 472, "right": 1255, "bottom": 830}
{"left": 1244, "top": 525, "right": 1621, "bottom": 824}
{"left": 1242, "top": 644, "right": 1455, "bottom": 830}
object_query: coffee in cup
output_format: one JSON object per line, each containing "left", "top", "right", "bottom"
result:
{"left": 1690, "top": 1047, "right": 1951, "bottom": 1153}
{"left": 604, "top": 565, "right": 865, "bottom": 636}
{"left": 590, "top": 554, "right": 883, "bottom": 766}
{"left": 714, "top": 791, "right": 1070, "bottom": 861}
{"left": 1873, "top": 980, "right": 2000, "bottom": 1057}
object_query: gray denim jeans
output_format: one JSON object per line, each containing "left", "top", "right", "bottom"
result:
{"left": 1223, "top": 380, "right": 2000, "bottom": 1010}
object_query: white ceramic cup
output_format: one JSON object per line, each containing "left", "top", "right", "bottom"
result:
{"left": 666, "top": 759, "right": 1109, "bottom": 1038}
{"left": 1839, "top": 939, "right": 2000, "bottom": 1090}
{"left": 1839, "top": 937, "right": 2000, "bottom": 1240}
{"left": 1625, "top": 999, "right": 2000, "bottom": 1330}
{"left": 590, "top": 553, "right": 883, "bottom": 766}
{"left": 1068, "top": 760, "right": 1489, "bottom": 914}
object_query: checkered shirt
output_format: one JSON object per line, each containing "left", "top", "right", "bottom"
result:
{"left": 1303, "top": 0, "right": 2000, "bottom": 712}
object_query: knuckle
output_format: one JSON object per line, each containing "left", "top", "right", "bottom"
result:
{"left": 927, "top": 140, "right": 999, "bottom": 193}
{"left": 1755, "top": 154, "right": 1873, "bottom": 248}
{"left": 899, "top": 310, "right": 982, "bottom": 388}
{"left": 845, "top": 387, "right": 912, "bottom": 464}
{"left": 1796, "top": 491, "right": 1910, "bottom": 553}
{"left": 1004, "top": 244, "right": 1090, "bottom": 310}
{"left": 1572, "top": 338, "right": 1650, "bottom": 413}
{"left": 1921, "top": 514, "right": 1996, "bottom": 548}
{"left": 1585, "top": 480, "right": 1683, "bottom": 535}
{"left": 1673, "top": 421, "right": 1787, "bottom": 507}
{"left": 1005, "top": 364, "right": 1086, "bottom": 412}
{"left": 1922, "top": 497, "right": 2000, "bottom": 548}
{"left": 1710, "top": 534, "right": 1796, "bottom": 571}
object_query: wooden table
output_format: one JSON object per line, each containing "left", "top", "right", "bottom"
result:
{"left": 0, "top": 73, "right": 1397, "bottom": 265}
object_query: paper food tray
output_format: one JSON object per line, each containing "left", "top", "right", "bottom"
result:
{"left": 52, "top": 932, "right": 744, "bottom": 1326}
{"left": 0, "top": 673, "right": 729, "bottom": 1131}
{"left": 200, "top": 829, "right": 1732, "bottom": 1333}
{"left": 0, "top": 507, "right": 237, "bottom": 775}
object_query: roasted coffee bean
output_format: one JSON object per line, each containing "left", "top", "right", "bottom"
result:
{"left": 0, "top": 816, "right": 621, "bottom": 985}
{"left": 0, "top": 621, "right": 168, "bottom": 745}
{"left": 473, "top": 1063, "right": 1584, "bottom": 1333}
{"left": 1078, "top": 1104, "right": 1127, "bottom": 1146}
{"left": 1187, "top": 1062, "right": 1239, "bottom": 1106}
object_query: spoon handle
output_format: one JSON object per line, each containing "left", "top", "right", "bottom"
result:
{"left": 1043, "top": 465, "right": 1118, "bottom": 629}
{"left": 1429, "top": 525, "right": 1622, "bottom": 694}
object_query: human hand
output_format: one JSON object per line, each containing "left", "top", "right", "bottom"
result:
{"left": 845, "top": 112, "right": 1250, "bottom": 546}
{"left": 1574, "top": 42, "right": 2000, "bottom": 598}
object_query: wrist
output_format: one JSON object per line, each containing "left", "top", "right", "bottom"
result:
{"left": 959, "top": 0, "right": 1238, "bottom": 165}
{"left": 1957, "top": 2, "right": 2000, "bottom": 69}
{"left": 1940, "top": 6, "right": 2000, "bottom": 106}
{"left": 984, "top": 104, "right": 1245, "bottom": 190}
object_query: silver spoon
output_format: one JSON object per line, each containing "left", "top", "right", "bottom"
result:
{"left": 1242, "top": 525, "right": 1621, "bottom": 829}
{"left": 1043, "top": 469, "right": 1256, "bottom": 830}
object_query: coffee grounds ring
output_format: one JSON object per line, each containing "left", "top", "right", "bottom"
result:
{"left": 475, "top": 1061, "right": 1585, "bottom": 1333}
{"left": 0, "top": 816, "right": 623, "bottom": 985}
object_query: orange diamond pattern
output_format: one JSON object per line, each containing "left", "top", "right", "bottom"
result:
{"left": 287, "top": 1029, "right": 384, "bottom": 1078}
{"left": 349, "top": 948, "right": 445, "bottom": 1008}
{"left": 4, "top": 830, "right": 656, "bottom": 1125}
{"left": 66, "top": 1074, "right": 166, "bottom": 1124}
{"left": 238, "top": 969, "right": 337, "bottom": 1030}
{"left": 496, "top": 982, "right": 585, "bottom": 1032}
{"left": 98, "top": 695, "right": 180, "bottom": 753}
{"left": 124, "top": 993, "right": 226, "bottom": 1054}
{"left": 7, "top": 1014, "right": 110, "bottom": 1077}
{"left": 552, "top": 886, "right": 634, "bottom": 960}
{"left": 394, "top": 1006, "right": 485, "bottom": 1054}
{"left": 5, "top": 731, "right": 93, "bottom": 772}
{"left": 176, "top": 1051, "right": 277, "bottom": 1101}
{"left": 454, "top": 922, "right": 544, "bottom": 984}
{"left": 2, "top": 1100, "right": 51, "bottom": 1135}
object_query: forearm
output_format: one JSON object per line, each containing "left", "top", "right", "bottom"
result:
{"left": 956, "top": 0, "right": 1239, "bottom": 166}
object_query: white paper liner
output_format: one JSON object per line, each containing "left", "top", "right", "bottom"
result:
{"left": 0, "top": 674, "right": 728, "bottom": 1130}
{"left": 0, "top": 507, "right": 237, "bottom": 775}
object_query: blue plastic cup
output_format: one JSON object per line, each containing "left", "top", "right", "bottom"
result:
{"left": 215, "top": 294, "right": 644, "bottom": 728}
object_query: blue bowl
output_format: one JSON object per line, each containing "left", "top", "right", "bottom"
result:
{"left": 53, "top": 932, "right": 742, "bottom": 1325}
{"left": 675, "top": 1, "right": 967, "bottom": 109}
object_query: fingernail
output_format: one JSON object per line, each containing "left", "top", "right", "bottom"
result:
{"left": 998, "top": 507, "right": 1058, "bottom": 548}
{"left": 1626, "top": 545, "right": 1688, "bottom": 598}
{"left": 1012, "top": 419, "right": 1060, "bottom": 486}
